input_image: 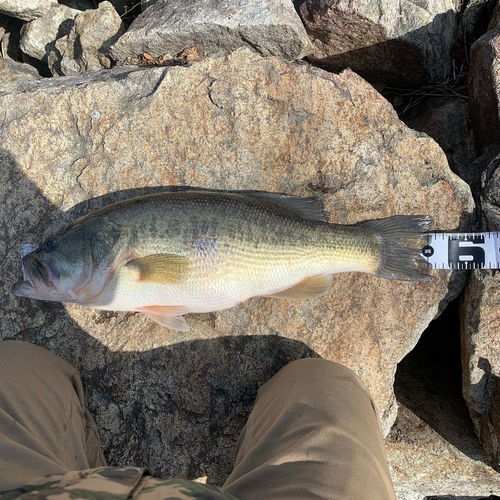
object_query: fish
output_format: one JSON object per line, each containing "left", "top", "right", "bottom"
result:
{"left": 11, "top": 189, "right": 433, "bottom": 331}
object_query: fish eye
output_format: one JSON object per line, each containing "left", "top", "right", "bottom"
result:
{"left": 43, "top": 239, "right": 57, "bottom": 253}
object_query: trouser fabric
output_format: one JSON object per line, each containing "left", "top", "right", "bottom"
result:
{"left": 0, "top": 341, "right": 396, "bottom": 500}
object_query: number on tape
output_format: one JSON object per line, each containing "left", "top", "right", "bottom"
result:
{"left": 422, "top": 232, "right": 500, "bottom": 270}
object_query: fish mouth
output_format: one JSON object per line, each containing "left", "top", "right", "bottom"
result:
{"left": 12, "top": 253, "right": 60, "bottom": 300}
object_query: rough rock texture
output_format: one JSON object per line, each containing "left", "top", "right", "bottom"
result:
{"left": 388, "top": 405, "right": 500, "bottom": 499}
{"left": 0, "top": 58, "right": 41, "bottom": 91}
{"left": 19, "top": 3, "right": 82, "bottom": 62}
{"left": 0, "top": 0, "right": 57, "bottom": 21}
{"left": 461, "top": 150, "right": 500, "bottom": 465}
{"left": 0, "top": 50, "right": 473, "bottom": 485}
{"left": 299, "top": 0, "right": 457, "bottom": 86}
{"left": 48, "top": 2, "right": 126, "bottom": 75}
{"left": 109, "top": 0, "right": 313, "bottom": 62}
{"left": 469, "top": 26, "right": 500, "bottom": 154}
{"left": 389, "top": 301, "right": 500, "bottom": 498}
{"left": 399, "top": 97, "right": 476, "bottom": 181}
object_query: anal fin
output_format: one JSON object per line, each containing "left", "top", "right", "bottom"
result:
{"left": 138, "top": 305, "right": 190, "bottom": 331}
{"left": 265, "top": 274, "right": 333, "bottom": 300}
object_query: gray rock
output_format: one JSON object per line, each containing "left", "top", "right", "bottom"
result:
{"left": 109, "top": 0, "right": 313, "bottom": 62}
{"left": 48, "top": 1, "right": 126, "bottom": 75}
{"left": 19, "top": 3, "right": 81, "bottom": 62}
{"left": 388, "top": 405, "right": 500, "bottom": 499}
{"left": 400, "top": 97, "right": 476, "bottom": 183}
{"left": 461, "top": 148, "right": 500, "bottom": 466}
{"left": 0, "top": 49, "right": 473, "bottom": 489}
{"left": 0, "top": 0, "right": 57, "bottom": 21}
{"left": 299, "top": 0, "right": 457, "bottom": 86}
{"left": 0, "top": 57, "right": 41, "bottom": 82}
{"left": 469, "top": 25, "right": 500, "bottom": 154}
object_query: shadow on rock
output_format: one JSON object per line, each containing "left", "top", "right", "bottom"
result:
{"left": 0, "top": 148, "right": 320, "bottom": 485}
{"left": 302, "top": 9, "right": 456, "bottom": 87}
{"left": 394, "top": 297, "right": 490, "bottom": 466}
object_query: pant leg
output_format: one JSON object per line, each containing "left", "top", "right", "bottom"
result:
{"left": 0, "top": 340, "right": 106, "bottom": 491}
{"left": 222, "top": 358, "right": 396, "bottom": 500}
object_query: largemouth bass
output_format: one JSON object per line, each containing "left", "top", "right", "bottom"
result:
{"left": 12, "top": 189, "right": 432, "bottom": 331}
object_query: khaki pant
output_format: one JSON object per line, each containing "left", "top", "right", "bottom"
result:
{"left": 0, "top": 341, "right": 396, "bottom": 500}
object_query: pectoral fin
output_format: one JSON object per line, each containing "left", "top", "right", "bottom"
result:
{"left": 126, "top": 254, "right": 192, "bottom": 284}
{"left": 265, "top": 274, "right": 333, "bottom": 299}
{"left": 138, "top": 305, "right": 190, "bottom": 331}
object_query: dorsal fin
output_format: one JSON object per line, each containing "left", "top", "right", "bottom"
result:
{"left": 240, "top": 191, "right": 329, "bottom": 222}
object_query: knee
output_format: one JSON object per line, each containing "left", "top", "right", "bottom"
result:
{"left": 267, "top": 358, "right": 372, "bottom": 399}
{"left": 278, "top": 357, "right": 359, "bottom": 381}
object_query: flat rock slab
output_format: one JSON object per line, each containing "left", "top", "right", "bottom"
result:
{"left": 0, "top": 50, "right": 473, "bottom": 484}
{"left": 109, "top": 0, "right": 313, "bottom": 62}
{"left": 299, "top": 0, "right": 457, "bottom": 86}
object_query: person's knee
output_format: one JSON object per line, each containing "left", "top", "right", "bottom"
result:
{"left": 277, "top": 357, "right": 360, "bottom": 383}
{"left": 263, "top": 357, "right": 373, "bottom": 402}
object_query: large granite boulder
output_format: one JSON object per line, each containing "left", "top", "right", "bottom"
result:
{"left": 299, "top": 0, "right": 457, "bottom": 86}
{"left": 109, "top": 0, "right": 313, "bottom": 62}
{"left": 0, "top": 49, "right": 473, "bottom": 484}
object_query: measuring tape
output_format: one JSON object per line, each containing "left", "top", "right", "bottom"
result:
{"left": 422, "top": 232, "right": 500, "bottom": 270}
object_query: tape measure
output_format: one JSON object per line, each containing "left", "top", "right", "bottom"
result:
{"left": 422, "top": 232, "right": 500, "bottom": 270}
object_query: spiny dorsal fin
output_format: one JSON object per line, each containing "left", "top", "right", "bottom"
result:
{"left": 241, "top": 191, "right": 329, "bottom": 222}
{"left": 126, "top": 254, "right": 192, "bottom": 284}
{"left": 265, "top": 274, "right": 333, "bottom": 300}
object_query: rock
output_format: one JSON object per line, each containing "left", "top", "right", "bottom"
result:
{"left": 108, "top": 0, "right": 139, "bottom": 16}
{"left": 109, "top": 0, "right": 313, "bottom": 63}
{"left": 0, "top": 50, "right": 473, "bottom": 485}
{"left": 19, "top": 3, "right": 82, "bottom": 62}
{"left": 387, "top": 405, "right": 500, "bottom": 499}
{"left": 0, "top": 57, "right": 41, "bottom": 85}
{"left": 48, "top": 2, "right": 126, "bottom": 75}
{"left": 469, "top": 26, "right": 500, "bottom": 154}
{"left": 462, "top": 143, "right": 500, "bottom": 202}
{"left": 299, "top": 0, "right": 457, "bottom": 86}
{"left": 399, "top": 97, "right": 476, "bottom": 181}
{"left": 0, "top": 13, "right": 23, "bottom": 61}
{"left": 390, "top": 300, "right": 500, "bottom": 497}
{"left": 461, "top": 149, "right": 500, "bottom": 466}
{"left": 0, "top": 0, "right": 57, "bottom": 21}
{"left": 490, "top": 0, "right": 500, "bottom": 29}
{"left": 458, "top": 0, "right": 497, "bottom": 46}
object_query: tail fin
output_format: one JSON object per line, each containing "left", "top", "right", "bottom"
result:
{"left": 360, "top": 215, "right": 433, "bottom": 282}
